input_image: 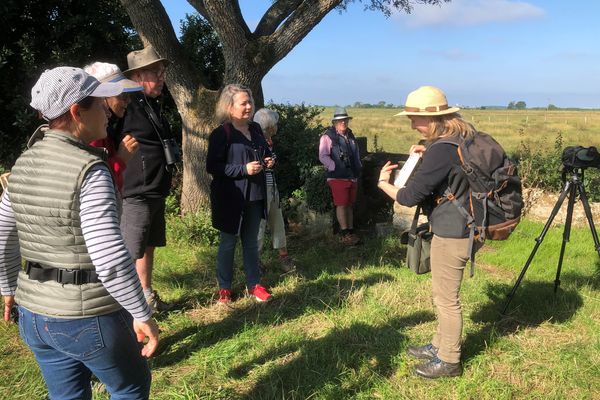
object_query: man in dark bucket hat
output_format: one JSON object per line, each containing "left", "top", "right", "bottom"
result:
{"left": 319, "top": 107, "right": 362, "bottom": 245}
{"left": 117, "top": 45, "right": 179, "bottom": 313}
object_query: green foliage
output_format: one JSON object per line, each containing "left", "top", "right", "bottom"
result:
{"left": 516, "top": 130, "right": 564, "bottom": 192}
{"left": 266, "top": 103, "right": 325, "bottom": 199}
{"left": 180, "top": 13, "right": 224, "bottom": 90}
{"left": 516, "top": 131, "right": 600, "bottom": 201}
{"left": 507, "top": 100, "right": 527, "bottom": 110}
{"left": 0, "top": 0, "right": 139, "bottom": 170}
{"left": 166, "top": 209, "right": 219, "bottom": 246}
{"left": 303, "top": 165, "right": 333, "bottom": 213}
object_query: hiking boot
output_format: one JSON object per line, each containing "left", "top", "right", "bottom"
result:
{"left": 415, "top": 356, "right": 462, "bottom": 379}
{"left": 146, "top": 290, "right": 174, "bottom": 313}
{"left": 217, "top": 288, "right": 233, "bottom": 305}
{"left": 279, "top": 255, "right": 296, "bottom": 273}
{"left": 248, "top": 284, "right": 272, "bottom": 302}
{"left": 340, "top": 232, "right": 360, "bottom": 246}
{"left": 407, "top": 343, "right": 438, "bottom": 360}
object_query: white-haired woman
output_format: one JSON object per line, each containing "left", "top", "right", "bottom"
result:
{"left": 253, "top": 108, "right": 296, "bottom": 273}
{"left": 377, "top": 86, "right": 481, "bottom": 379}
{"left": 206, "top": 84, "right": 275, "bottom": 304}
{"left": 84, "top": 61, "right": 141, "bottom": 193}
{"left": 0, "top": 67, "right": 158, "bottom": 398}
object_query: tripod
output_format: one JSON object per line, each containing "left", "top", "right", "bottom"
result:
{"left": 502, "top": 167, "right": 600, "bottom": 314}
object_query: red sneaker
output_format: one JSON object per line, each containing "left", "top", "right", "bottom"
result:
{"left": 248, "top": 284, "right": 272, "bottom": 302}
{"left": 218, "top": 288, "right": 232, "bottom": 304}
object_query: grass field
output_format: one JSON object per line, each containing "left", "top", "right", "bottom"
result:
{"left": 0, "top": 217, "right": 598, "bottom": 399}
{"left": 319, "top": 108, "right": 600, "bottom": 155}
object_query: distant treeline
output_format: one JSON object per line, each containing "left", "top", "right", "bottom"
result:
{"left": 324, "top": 101, "right": 599, "bottom": 111}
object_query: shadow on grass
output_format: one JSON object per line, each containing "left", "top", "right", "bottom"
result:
{"left": 153, "top": 271, "right": 396, "bottom": 368}
{"left": 463, "top": 280, "right": 584, "bottom": 361}
{"left": 231, "top": 311, "right": 435, "bottom": 399}
{"left": 153, "top": 231, "right": 405, "bottom": 316}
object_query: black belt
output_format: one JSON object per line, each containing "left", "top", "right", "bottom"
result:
{"left": 25, "top": 261, "right": 100, "bottom": 285}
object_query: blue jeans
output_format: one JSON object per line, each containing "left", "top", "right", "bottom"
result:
{"left": 18, "top": 306, "right": 151, "bottom": 400}
{"left": 217, "top": 200, "right": 263, "bottom": 289}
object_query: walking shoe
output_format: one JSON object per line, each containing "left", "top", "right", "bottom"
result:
{"left": 340, "top": 232, "right": 360, "bottom": 246}
{"left": 406, "top": 343, "right": 438, "bottom": 360}
{"left": 415, "top": 356, "right": 462, "bottom": 379}
{"left": 248, "top": 284, "right": 272, "bottom": 302}
{"left": 279, "top": 255, "right": 296, "bottom": 273}
{"left": 217, "top": 288, "right": 232, "bottom": 305}
{"left": 146, "top": 290, "right": 174, "bottom": 313}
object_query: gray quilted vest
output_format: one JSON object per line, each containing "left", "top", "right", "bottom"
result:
{"left": 9, "top": 129, "right": 121, "bottom": 317}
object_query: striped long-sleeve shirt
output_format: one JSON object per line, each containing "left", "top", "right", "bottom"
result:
{"left": 0, "top": 164, "right": 152, "bottom": 321}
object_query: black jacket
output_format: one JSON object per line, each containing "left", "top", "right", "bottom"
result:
{"left": 206, "top": 122, "right": 271, "bottom": 235}
{"left": 118, "top": 94, "right": 173, "bottom": 198}
{"left": 396, "top": 138, "right": 471, "bottom": 238}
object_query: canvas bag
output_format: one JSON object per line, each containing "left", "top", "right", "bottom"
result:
{"left": 401, "top": 205, "right": 432, "bottom": 274}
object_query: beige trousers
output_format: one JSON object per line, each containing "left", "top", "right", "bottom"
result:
{"left": 430, "top": 235, "right": 472, "bottom": 364}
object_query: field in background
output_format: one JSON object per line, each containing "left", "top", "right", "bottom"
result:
{"left": 318, "top": 108, "right": 600, "bottom": 155}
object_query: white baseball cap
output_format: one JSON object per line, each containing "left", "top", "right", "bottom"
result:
{"left": 30, "top": 66, "right": 124, "bottom": 120}
{"left": 84, "top": 62, "right": 143, "bottom": 92}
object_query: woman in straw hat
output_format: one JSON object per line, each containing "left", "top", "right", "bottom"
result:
{"left": 0, "top": 67, "right": 158, "bottom": 398}
{"left": 377, "top": 86, "right": 479, "bottom": 379}
{"left": 84, "top": 61, "right": 141, "bottom": 194}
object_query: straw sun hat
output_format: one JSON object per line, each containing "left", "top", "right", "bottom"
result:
{"left": 396, "top": 86, "right": 460, "bottom": 116}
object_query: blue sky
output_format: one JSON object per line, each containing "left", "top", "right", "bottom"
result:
{"left": 162, "top": 1, "right": 599, "bottom": 108}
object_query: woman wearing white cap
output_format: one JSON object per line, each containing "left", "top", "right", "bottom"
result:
{"left": 0, "top": 67, "right": 158, "bottom": 399}
{"left": 377, "top": 86, "right": 480, "bottom": 379}
{"left": 84, "top": 61, "right": 141, "bottom": 194}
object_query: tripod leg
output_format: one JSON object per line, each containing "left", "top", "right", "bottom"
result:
{"left": 577, "top": 182, "right": 600, "bottom": 256}
{"left": 501, "top": 181, "right": 572, "bottom": 315}
{"left": 554, "top": 182, "right": 577, "bottom": 292}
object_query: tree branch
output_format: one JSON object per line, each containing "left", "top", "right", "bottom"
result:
{"left": 254, "top": 0, "right": 304, "bottom": 36}
{"left": 267, "top": 0, "right": 342, "bottom": 68}
{"left": 187, "top": 0, "right": 211, "bottom": 24}
{"left": 202, "top": 0, "right": 251, "bottom": 50}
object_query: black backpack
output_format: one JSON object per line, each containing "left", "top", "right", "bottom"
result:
{"left": 438, "top": 132, "right": 523, "bottom": 274}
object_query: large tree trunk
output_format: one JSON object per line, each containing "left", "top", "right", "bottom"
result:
{"left": 176, "top": 88, "right": 218, "bottom": 212}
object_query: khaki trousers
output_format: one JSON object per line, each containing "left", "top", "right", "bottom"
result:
{"left": 430, "top": 235, "right": 472, "bottom": 364}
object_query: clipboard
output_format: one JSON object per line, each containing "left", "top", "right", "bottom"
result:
{"left": 393, "top": 153, "right": 420, "bottom": 188}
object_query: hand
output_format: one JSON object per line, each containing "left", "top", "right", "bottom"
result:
{"left": 409, "top": 144, "right": 426, "bottom": 156}
{"left": 133, "top": 318, "right": 160, "bottom": 358}
{"left": 117, "top": 134, "right": 139, "bottom": 164}
{"left": 264, "top": 157, "right": 275, "bottom": 169}
{"left": 246, "top": 161, "right": 262, "bottom": 175}
{"left": 378, "top": 161, "right": 399, "bottom": 183}
{"left": 3, "top": 295, "right": 14, "bottom": 322}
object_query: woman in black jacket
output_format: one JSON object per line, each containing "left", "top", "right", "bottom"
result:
{"left": 377, "top": 86, "right": 480, "bottom": 379}
{"left": 206, "top": 84, "right": 274, "bottom": 304}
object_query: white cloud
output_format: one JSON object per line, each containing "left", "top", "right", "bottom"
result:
{"left": 394, "top": 0, "right": 545, "bottom": 28}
